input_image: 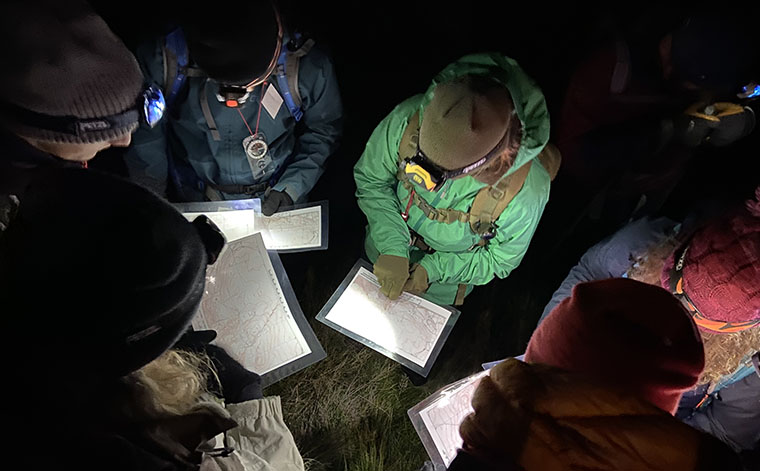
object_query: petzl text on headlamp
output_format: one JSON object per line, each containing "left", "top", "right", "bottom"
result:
{"left": 0, "top": 84, "right": 165, "bottom": 137}
{"left": 404, "top": 128, "right": 510, "bottom": 192}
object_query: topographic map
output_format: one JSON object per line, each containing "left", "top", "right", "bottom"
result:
{"left": 414, "top": 370, "right": 489, "bottom": 467}
{"left": 192, "top": 233, "right": 311, "bottom": 374}
{"left": 323, "top": 267, "right": 451, "bottom": 368}
{"left": 183, "top": 205, "right": 322, "bottom": 251}
{"left": 255, "top": 205, "right": 322, "bottom": 250}
{"left": 183, "top": 210, "right": 255, "bottom": 243}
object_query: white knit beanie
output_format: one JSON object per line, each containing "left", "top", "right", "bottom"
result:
{"left": 0, "top": 0, "right": 144, "bottom": 143}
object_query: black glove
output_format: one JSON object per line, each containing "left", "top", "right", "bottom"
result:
{"left": 174, "top": 329, "right": 263, "bottom": 403}
{"left": 673, "top": 102, "right": 756, "bottom": 148}
{"left": 204, "top": 344, "right": 263, "bottom": 403}
{"left": 672, "top": 112, "right": 714, "bottom": 148}
{"left": 261, "top": 190, "right": 293, "bottom": 216}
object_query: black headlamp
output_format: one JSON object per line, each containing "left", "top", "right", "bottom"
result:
{"left": 215, "top": 18, "right": 284, "bottom": 109}
{"left": 403, "top": 131, "right": 509, "bottom": 192}
{"left": 0, "top": 84, "right": 165, "bottom": 138}
{"left": 216, "top": 83, "right": 256, "bottom": 108}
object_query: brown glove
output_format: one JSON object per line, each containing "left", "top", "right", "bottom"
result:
{"left": 403, "top": 263, "right": 429, "bottom": 295}
{"left": 373, "top": 254, "right": 409, "bottom": 300}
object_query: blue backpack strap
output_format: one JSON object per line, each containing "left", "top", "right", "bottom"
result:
{"left": 274, "top": 33, "right": 314, "bottom": 123}
{"left": 163, "top": 28, "right": 190, "bottom": 107}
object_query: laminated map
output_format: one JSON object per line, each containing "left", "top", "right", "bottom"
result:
{"left": 192, "top": 232, "right": 325, "bottom": 385}
{"left": 182, "top": 201, "right": 325, "bottom": 252}
{"left": 255, "top": 205, "right": 322, "bottom": 250}
{"left": 408, "top": 370, "right": 490, "bottom": 468}
{"left": 183, "top": 209, "right": 255, "bottom": 244}
{"left": 317, "top": 261, "right": 459, "bottom": 376}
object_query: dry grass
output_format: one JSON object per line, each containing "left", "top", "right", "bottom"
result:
{"left": 266, "top": 323, "right": 432, "bottom": 471}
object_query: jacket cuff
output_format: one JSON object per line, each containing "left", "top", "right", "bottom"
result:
{"left": 418, "top": 256, "right": 440, "bottom": 283}
{"left": 272, "top": 181, "right": 301, "bottom": 204}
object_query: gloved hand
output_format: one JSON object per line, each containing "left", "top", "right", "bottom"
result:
{"left": 673, "top": 104, "right": 716, "bottom": 148}
{"left": 174, "top": 329, "right": 263, "bottom": 404}
{"left": 706, "top": 104, "right": 755, "bottom": 146}
{"left": 404, "top": 263, "right": 429, "bottom": 295}
{"left": 205, "top": 343, "right": 263, "bottom": 404}
{"left": 674, "top": 102, "right": 755, "bottom": 148}
{"left": 261, "top": 190, "right": 293, "bottom": 216}
{"left": 373, "top": 254, "right": 410, "bottom": 300}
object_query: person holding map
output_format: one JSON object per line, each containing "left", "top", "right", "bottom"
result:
{"left": 0, "top": 169, "right": 306, "bottom": 470}
{"left": 447, "top": 279, "right": 745, "bottom": 470}
{"left": 449, "top": 359, "right": 743, "bottom": 471}
{"left": 536, "top": 191, "right": 760, "bottom": 454}
{"left": 124, "top": 0, "right": 343, "bottom": 216}
{"left": 354, "top": 52, "right": 560, "bottom": 306}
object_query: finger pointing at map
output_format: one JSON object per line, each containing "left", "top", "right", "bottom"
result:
{"left": 373, "top": 254, "right": 410, "bottom": 300}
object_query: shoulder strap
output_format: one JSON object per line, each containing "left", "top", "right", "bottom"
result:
{"left": 163, "top": 28, "right": 190, "bottom": 108}
{"left": 536, "top": 143, "right": 562, "bottom": 180}
{"left": 274, "top": 34, "right": 314, "bottom": 122}
{"left": 285, "top": 37, "right": 314, "bottom": 109}
{"left": 469, "top": 143, "right": 561, "bottom": 237}
{"left": 470, "top": 162, "right": 532, "bottom": 236}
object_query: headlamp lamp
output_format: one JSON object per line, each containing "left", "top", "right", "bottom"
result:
{"left": 737, "top": 81, "right": 760, "bottom": 100}
{"left": 403, "top": 129, "right": 510, "bottom": 192}
{"left": 216, "top": 13, "right": 284, "bottom": 109}
{"left": 0, "top": 84, "right": 165, "bottom": 138}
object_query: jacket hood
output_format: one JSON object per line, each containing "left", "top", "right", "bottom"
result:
{"left": 418, "top": 53, "right": 550, "bottom": 177}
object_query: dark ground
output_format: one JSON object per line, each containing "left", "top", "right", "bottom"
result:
{"left": 88, "top": 1, "right": 759, "bottom": 469}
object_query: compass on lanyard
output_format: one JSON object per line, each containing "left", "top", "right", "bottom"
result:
{"left": 236, "top": 82, "right": 270, "bottom": 165}
{"left": 243, "top": 132, "right": 268, "bottom": 165}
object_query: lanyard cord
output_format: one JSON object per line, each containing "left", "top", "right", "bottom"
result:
{"left": 401, "top": 188, "right": 415, "bottom": 221}
{"left": 237, "top": 82, "right": 267, "bottom": 137}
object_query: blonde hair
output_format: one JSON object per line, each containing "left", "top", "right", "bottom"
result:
{"left": 626, "top": 237, "right": 760, "bottom": 385}
{"left": 120, "top": 349, "right": 215, "bottom": 420}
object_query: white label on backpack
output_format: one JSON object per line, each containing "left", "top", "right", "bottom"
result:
{"left": 262, "top": 83, "right": 283, "bottom": 119}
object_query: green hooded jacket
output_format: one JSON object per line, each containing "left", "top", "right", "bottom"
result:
{"left": 354, "top": 53, "right": 551, "bottom": 304}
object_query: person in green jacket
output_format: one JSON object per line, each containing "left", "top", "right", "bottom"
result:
{"left": 124, "top": 0, "right": 343, "bottom": 215}
{"left": 354, "top": 53, "right": 555, "bottom": 306}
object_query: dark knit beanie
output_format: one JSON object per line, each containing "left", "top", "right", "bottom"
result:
{"left": 661, "top": 189, "right": 760, "bottom": 333}
{"left": 670, "top": 15, "right": 758, "bottom": 95}
{"left": 0, "top": 0, "right": 144, "bottom": 143}
{"left": 419, "top": 75, "right": 515, "bottom": 171}
{"left": 182, "top": 1, "right": 281, "bottom": 84}
{"left": 0, "top": 168, "right": 217, "bottom": 377}
{"left": 525, "top": 278, "right": 705, "bottom": 414}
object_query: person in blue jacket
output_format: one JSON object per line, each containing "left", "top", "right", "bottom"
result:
{"left": 125, "top": 0, "right": 343, "bottom": 215}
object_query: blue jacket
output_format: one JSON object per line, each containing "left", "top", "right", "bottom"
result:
{"left": 539, "top": 216, "right": 760, "bottom": 452}
{"left": 124, "top": 33, "right": 343, "bottom": 202}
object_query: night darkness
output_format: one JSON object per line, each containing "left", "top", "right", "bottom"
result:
{"left": 81, "top": 1, "right": 759, "bottom": 466}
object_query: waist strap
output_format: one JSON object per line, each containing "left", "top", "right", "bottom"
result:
{"left": 207, "top": 181, "right": 269, "bottom": 195}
